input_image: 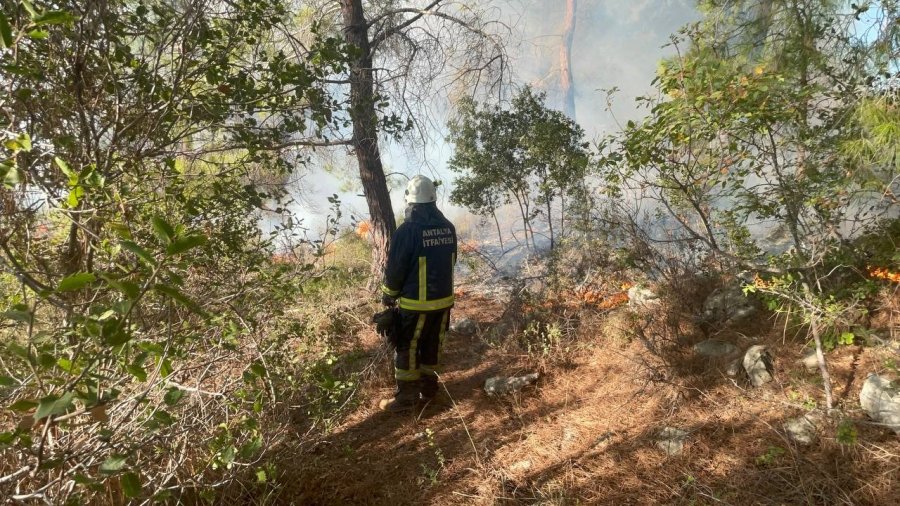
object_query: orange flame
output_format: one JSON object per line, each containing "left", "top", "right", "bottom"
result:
{"left": 868, "top": 266, "right": 900, "bottom": 283}
{"left": 597, "top": 292, "right": 630, "bottom": 309}
{"left": 355, "top": 220, "right": 371, "bottom": 239}
{"left": 458, "top": 240, "right": 478, "bottom": 254}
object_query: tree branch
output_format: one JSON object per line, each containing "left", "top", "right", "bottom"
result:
{"left": 367, "top": 0, "right": 444, "bottom": 36}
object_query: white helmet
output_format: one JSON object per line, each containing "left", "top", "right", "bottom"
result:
{"left": 404, "top": 175, "right": 437, "bottom": 204}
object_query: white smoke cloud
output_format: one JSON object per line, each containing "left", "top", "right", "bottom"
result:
{"left": 288, "top": 0, "right": 700, "bottom": 236}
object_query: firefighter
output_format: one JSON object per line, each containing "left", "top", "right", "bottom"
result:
{"left": 379, "top": 175, "right": 457, "bottom": 412}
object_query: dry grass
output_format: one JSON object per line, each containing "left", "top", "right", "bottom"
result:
{"left": 246, "top": 280, "right": 899, "bottom": 505}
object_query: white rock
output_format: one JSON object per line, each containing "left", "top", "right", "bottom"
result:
{"left": 694, "top": 339, "right": 740, "bottom": 358}
{"left": 743, "top": 345, "right": 774, "bottom": 387}
{"left": 484, "top": 373, "right": 540, "bottom": 395}
{"left": 860, "top": 373, "right": 900, "bottom": 434}
{"left": 702, "top": 286, "right": 757, "bottom": 325}
{"left": 628, "top": 285, "right": 660, "bottom": 308}
{"left": 656, "top": 427, "right": 688, "bottom": 456}
{"left": 784, "top": 415, "right": 817, "bottom": 445}
{"left": 798, "top": 349, "right": 819, "bottom": 370}
{"left": 450, "top": 318, "right": 478, "bottom": 336}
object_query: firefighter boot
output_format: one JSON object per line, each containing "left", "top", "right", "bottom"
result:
{"left": 420, "top": 374, "right": 439, "bottom": 402}
{"left": 379, "top": 380, "right": 420, "bottom": 413}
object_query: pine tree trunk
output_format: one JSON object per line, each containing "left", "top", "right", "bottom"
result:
{"left": 546, "top": 196, "right": 555, "bottom": 250}
{"left": 810, "top": 315, "right": 834, "bottom": 410}
{"left": 492, "top": 210, "right": 504, "bottom": 250}
{"left": 560, "top": 0, "right": 577, "bottom": 120}
{"left": 340, "top": 0, "right": 397, "bottom": 283}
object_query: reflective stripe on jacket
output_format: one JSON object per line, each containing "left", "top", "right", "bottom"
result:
{"left": 381, "top": 203, "right": 457, "bottom": 312}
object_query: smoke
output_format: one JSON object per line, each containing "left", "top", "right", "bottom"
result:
{"left": 507, "top": 0, "right": 697, "bottom": 137}
{"left": 446, "top": 0, "right": 700, "bottom": 246}
{"left": 284, "top": 0, "right": 700, "bottom": 241}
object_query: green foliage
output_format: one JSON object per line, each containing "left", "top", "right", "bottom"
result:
{"left": 596, "top": 0, "right": 900, "bottom": 411}
{"left": 836, "top": 419, "right": 858, "bottom": 446}
{"left": 604, "top": 0, "right": 897, "bottom": 263}
{"left": 448, "top": 87, "right": 591, "bottom": 248}
{"left": 419, "top": 428, "right": 446, "bottom": 486}
{"left": 522, "top": 320, "right": 565, "bottom": 358}
{"left": 0, "top": 0, "right": 358, "bottom": 502}
{"left": 755, "top": 445, "right": 786, "bottom": 467}
{"left": 294, "top": 349, "right": 362, "bottom": 432}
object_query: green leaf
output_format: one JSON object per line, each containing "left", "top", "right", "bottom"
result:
{"left": 108, "top": 222, "right": 132, "bottom": 240}
{"left": 97, "top": 309, "right": 116, "bottom": 321}
{"left": 0, "top": 375, "right": 15, "bottom": 387}
{"left": 0, "top": 12, "right": 12, "bottom": 49}
{"left": 126, "top": 364, "right": 147, "bottom": 382}
{"left": 0, "top": 161, "right": 12, "bottom": 183}
{"left": 138, "top": 342, "right": 164, "bottom": 354}
{"left": 218, "top": 446, "right": 237, "bottom": 469}
{"left": 8, "top": 399, "right": 38, "bottom": 412}
{"left": 120, "top": 241, "right": 156, "bottom": 266}
{"left": 256, "top": 469, "right": 267, "bottom": 483}
{"left": 21, "top": 0, "right": 38, "bottom": 18}
{"left": 839, "top": 332, "right": 855, "bottom": 346}
{"left": 33, "top": 10, "right": 78, "bottom": 26}
{"left": 58, "top": 272, "right": 96, "bottom": 292}
{"left": 56, "top": 358, "right": 74, "bottom": 373}
{"left": 66, "top": 187, "right": 82, "bottom": 208}
{"left": 163, "top": 387, "right": 184, "bottom": 406}
{"left": 240, "top": 435, "right": 262, "bottom": 458}
{"left": 8, "top": 343, "right": 31, "bottom": 362}
{"left": 27, "top": 29, "right": 49, "bottom": 40}
{"left": 73, "top": 473, "right": 99, "bottom": 489}
{"left": 3, "top": 133, "right": 31, "bottom": 152}
{"left": 150, "top": 216, "right": 175, "bottom": 244}
{"left": 151, "top": 410, "right": 175, "bottom": 426}
{"left": 101, "top": 275, "right": 140, "bottom": 299}
{"left": 16, "top": 133, "right": 30, "bottom": 151}
{"left": 34, "top": 392, "right": 74, "bottom": 420}
{"left": 249, "top": 362, "right": 266, "bottom": 378}
{"left": 38, "top": 353, "right": 55, "bottom": 369}
{"left": 153, "top": 285, "right": 205, "bottom": 315}
{"left": 54, "top": 157, "right": 75, "bottom": 178}
{"left": 2, "top": 164, "right": 23, "bottom": 187}
{"left": 1, "top": 310, "right": 31, "bottom": 322}
{"left": 101, "top": 319, "right": 131, "bottom": 347}
{"left": 121, "top": 472, "right": 142, "bottom": 498}
{"left": 166, "top": 235, "right": 206, "bottom": 256}
{"left": 99, "top": 455, "right": 127, "bottom": 474}
{"left": 0, "top": 431, "right": 15, "bottom": 445}
{"left": 158, "top": 358, "right": 173, "bottom": 378}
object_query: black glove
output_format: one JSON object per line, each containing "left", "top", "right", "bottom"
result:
{"left": 381, "top": 294, "right": 397, "bottom": 307}
{"left": 372, "top": 306, "right": 399, "bottom": 348}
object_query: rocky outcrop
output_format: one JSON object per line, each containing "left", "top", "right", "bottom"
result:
{"left": 860, "top": 374, "right": 900, "bottom": 434}
{"left": 702, "top": 286, "right": 757, "bottom": 326}
{"left": 743, "top": 345, "right": 774, "bottom": 387}
{"left": 798, "top": 349, "right": 819, "bottom": 371}
{"left": 656, "top": 427, "right": 689, "bottom": 456}
{"left": 693, "top": 339, "right": 739, "bottom": 358}
{"left": 628, "top": 285, "right": 660, "bottom": 308}
{"left": 784, "top": 415, "right": 818, "bottom": 445}
{"left": 484, "top": 373, "right": 539, "bottom": 395}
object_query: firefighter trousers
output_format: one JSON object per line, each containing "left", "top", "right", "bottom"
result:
{"left": 394, "top": 308, "right": 450, "bottom": 382}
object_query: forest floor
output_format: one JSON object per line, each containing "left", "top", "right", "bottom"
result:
{"left": 263, "top": 284, "right": 899, "bottom": 505}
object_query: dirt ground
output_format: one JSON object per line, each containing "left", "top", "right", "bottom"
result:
{"left": 266, "top": 292, "right": 900, "bottom": 505}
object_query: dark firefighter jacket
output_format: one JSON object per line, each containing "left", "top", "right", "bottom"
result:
{"left": 381, "top": 203, "right": 457, "bottom": 312}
